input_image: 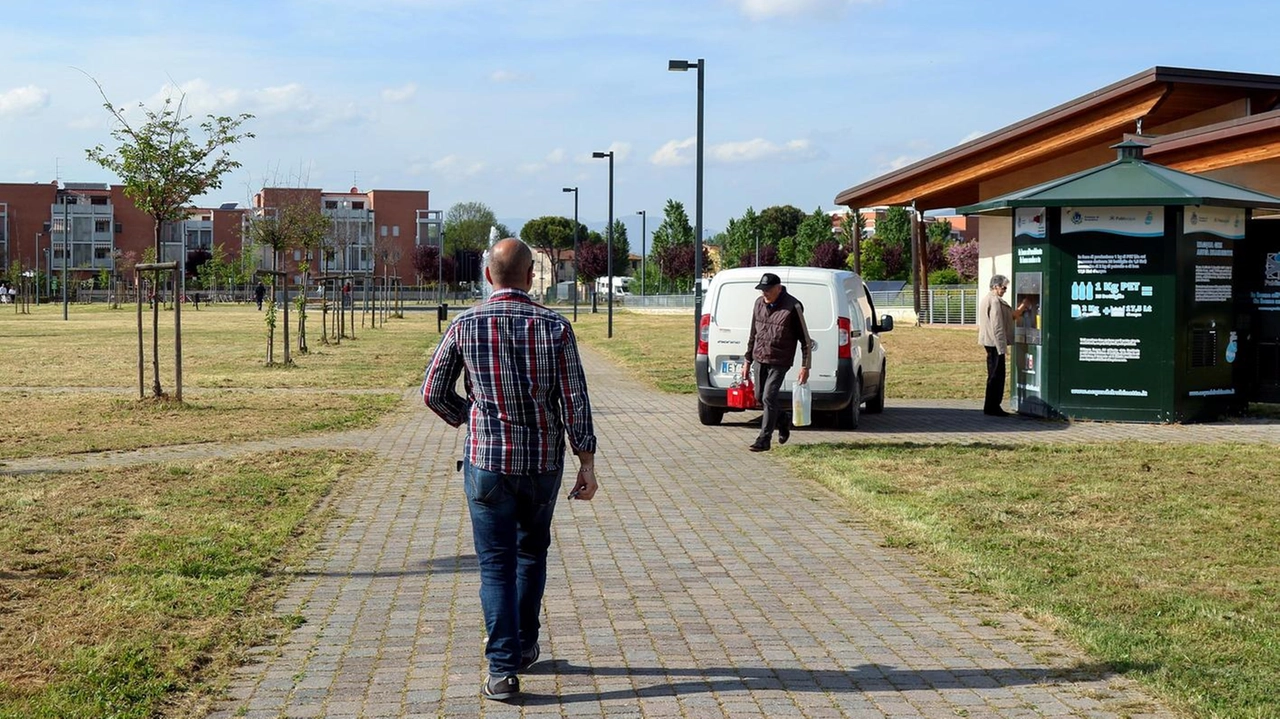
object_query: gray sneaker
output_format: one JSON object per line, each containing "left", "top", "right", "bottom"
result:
{"left": 519, "top": 642, "right": 541, "bottom": 671}
{"left": 482, "top": 674, "right": 519, "bottom": 701}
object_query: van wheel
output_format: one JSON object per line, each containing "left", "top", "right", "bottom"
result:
{"left": 864, "top": 363, "right": 886, "bottom": 414}
{"left": 838, "top": 376, "right": 862, "bottom": 430}
{"left": 698, "top": 400, "right": 725, "bottom": 426}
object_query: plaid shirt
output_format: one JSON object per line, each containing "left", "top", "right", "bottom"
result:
{"left": 422, "top": 288, "right": 597, "bottom": 475}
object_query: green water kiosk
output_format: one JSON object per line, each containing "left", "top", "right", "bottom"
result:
{"left": 959, "top": 141, "right": 1280, "bottom": 423}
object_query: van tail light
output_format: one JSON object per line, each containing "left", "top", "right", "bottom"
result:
{"left": 837, "top": 317, "right": 852, "bottom": 359}
{"left": 697, "top": 314, "right": 711, "bottom": 355}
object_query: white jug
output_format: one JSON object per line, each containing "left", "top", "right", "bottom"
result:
{"left": 792, "top": 383, "right": 812, "bottom": 427}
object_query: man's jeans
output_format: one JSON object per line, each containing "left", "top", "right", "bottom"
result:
{"left": 463, "top": 458, "right": 563, "bottom": 677}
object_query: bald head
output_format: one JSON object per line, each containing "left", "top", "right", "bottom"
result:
{"left": 486, "top": 238, "right": 535, "bottom": 291}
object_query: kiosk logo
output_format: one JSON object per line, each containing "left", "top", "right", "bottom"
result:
{"left": 1070, "top": 211, "right": 1083, "bottom": 225}
{"left": 1266, "top": 252, "right": 1280, "bottom": 286}
{"left": 1190, "top": 212, "right": 1199, "bottom": 226}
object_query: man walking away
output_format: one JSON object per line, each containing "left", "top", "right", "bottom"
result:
{"left": 254, "top": 281, "right": 266, "bottom": 311}
{"left": 423, "top": 238, "right": 599, "bottom": 702}
{"left": 744, "top": 272, "right": 811, "bottom": 452}
{"left": 977, "top": 274, "right": 1027, "bottom": 416}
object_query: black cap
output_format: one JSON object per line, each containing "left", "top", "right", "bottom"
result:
{"left": 754, "top": 272, "right": 781, "bottom": 290}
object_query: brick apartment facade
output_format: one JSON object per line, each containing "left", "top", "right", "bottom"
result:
{"left": 0, "top": 182, "right": 432, "bottom": 287}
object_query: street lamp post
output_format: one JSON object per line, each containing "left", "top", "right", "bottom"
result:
{"left": 61, "top": 194, "right": 70, "bottom": 321}
{"left": 591, "top": 151, "right": 615, "bottom": 339}
{"left": 668, "top": 58, "right": 705, "bottom": 344}
{"left": 562, "top": 187, "right": 579, "bottom": 322}
{"left": 34, "top": 232, "right": 41, "bottom": 306}
{"left": 637, "top": 209, "right": 646, "bottom": 298}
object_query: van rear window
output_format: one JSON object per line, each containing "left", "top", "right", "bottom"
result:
{"left": 712, "top": 281, "right": 834, "bottom": 330}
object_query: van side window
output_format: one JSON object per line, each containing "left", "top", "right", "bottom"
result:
{"left": 848, "top": 290, "right": 866, "bottom": 334}
{"left": 861, "top": 287, "right": 879, "bottom": 331}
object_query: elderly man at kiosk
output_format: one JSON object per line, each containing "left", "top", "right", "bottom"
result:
{"left": 978, "top": 274, "right": 1029, "bottom": 416}
{"left": 744, "top": 272, "right": 812, "bottom": 452}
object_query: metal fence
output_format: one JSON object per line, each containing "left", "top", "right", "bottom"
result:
{"left": 871, "top": 285, "right": 979, "bottom": 325}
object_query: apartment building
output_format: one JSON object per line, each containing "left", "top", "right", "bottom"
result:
{"left": 252, "top": 186, "right": 434, "bottom": 286}
{"left": 0, "top": 181, "right": 433, "bottom": 287}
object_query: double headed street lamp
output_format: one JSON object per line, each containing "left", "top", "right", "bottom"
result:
{"left": 668, "top": 58, "right": 705, "bottom": 344}
{"left": 591, "top": 150, "right": 615, "bottom": 339}
{"left": 636, "top": 209, "right": 646, "bottom": 297}
{"left": 562, "top": 186, "right": 579, "bottom": 322}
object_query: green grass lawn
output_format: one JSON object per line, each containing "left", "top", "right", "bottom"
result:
{"left": 783, "top": 441, "right": 1280, "bottom": 718}
{"left": 0, "top": 450, "right": 364, "bottom": 719}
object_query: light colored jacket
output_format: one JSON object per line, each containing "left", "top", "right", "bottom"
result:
{"left": 978, "top": 291, "right": 1014, "bottom": 354}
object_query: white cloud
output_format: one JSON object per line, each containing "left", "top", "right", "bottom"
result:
{"left": 880, "top": 155, "right": 918, "bottom": 173}
{"left": 651, "top": 137, "right": 696, "bottom": 167}
{"left": 710, "top": 138, "right": 821, "bottom": 163}
{"left": 515, "top": 148, "right": 570, "bottom": 175}
{"left": 381, "top": 83, "right": 417, "bottom": 102}
{"left": 0, "top": 85, "right": 50, "bottom": 116}
{"left": 431, "top": 155, "right": 486, "bottom": 177}
{"left": 958, "top": 130, "right": 986, "bottom": 144}
{"left": 728, "top": 0, "right": 874, "bottom": 20}
{"left": 490, "top": 69, "right": 532, "bottom": 84}
{"left": 137, "top": 79, "right": 372, "bottom": 132}
{"left": 652, "top": 137, "right": 820, "bottom": 166}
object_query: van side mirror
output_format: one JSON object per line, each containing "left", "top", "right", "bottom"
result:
{"left": 877, "top": 315, "right": 894, "bottom": 332}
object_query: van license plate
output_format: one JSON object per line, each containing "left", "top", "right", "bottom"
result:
{"left": 720, "top": 360, "right": 743, "bottom": 375}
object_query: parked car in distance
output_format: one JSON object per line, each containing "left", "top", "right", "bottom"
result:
{"left": 695, "top": 266, "right": 893, "bottom": 428}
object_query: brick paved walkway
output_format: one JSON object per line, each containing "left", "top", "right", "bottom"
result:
{"left": 16, "top": 348, "right": 1272, "bottom": 717}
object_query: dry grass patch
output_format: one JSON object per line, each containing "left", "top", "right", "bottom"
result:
{"left": 784, "top": 441, "right": 1280, "bottom": 718}
{"left": 0, "top": 391, "right": 397, "bottom": 461}
{"left": 0, "top": 304, "right": 436, "bottom": 389}
{"left": 0, "top": 450, "right": 365, "bottom": 719}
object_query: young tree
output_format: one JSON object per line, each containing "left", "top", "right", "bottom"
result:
{"left": 654, "top": 243, "right": 711, "bottom": 292}
{"left": 720, "top": 206, "right": 764, "bottom": 270}
{"left": 291, "top": 205, "right": 329, "bottom": 352}
{"left": 412, "top": 244, "right": 456, "bottom": 286}
{"left": 85, "top": 80, "right": 253, "bottom": 398}
{"left": 925, "top": 218, "right": 954, "bottom": 275}
{"left": 444, "top": 201, "right": 498, "bottom": 253}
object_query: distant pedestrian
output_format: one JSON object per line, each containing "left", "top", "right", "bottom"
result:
{"left": 977, "top": 274, "right": 1029, "bottom": 416}
{"left": 743, "top": 272, "right": 811, "bottom": 452}
{"left": 254, "top": 281, "right": 266, "bottom": 310}
{"left": 423, "top": 238, "right": 598, "bottom": 703}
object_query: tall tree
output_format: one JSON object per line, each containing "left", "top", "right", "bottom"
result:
{"left": 576, "top": 239, "right": 608, "bottom": 283}
{"left": 839, "top": 212, "right": 865, "bottom": 274}
{"left": 758, "top": 205, "right": 806, "bottom": 247}
{"left": 648, "top": 199, "right": 694, "bottom": 262}
{"left": 793, "top": 207, "right": 832, "bottom": 267}
{"left": 444, "top": 201, "right": 498, "bottom": 253}
{"left": 720, "top": 206, "right": 764, "bottom": 270}
{"left": 85, "top": 80, "right": 253, "bottom": 398}
{"left": 520, "top": 216, "right": 580, "bottom": 284}
{"left": 609, "top": 219, "right": 632, "bottom": 276}
{"left": 411, "top": 244, "right": 456, "bottom": 286}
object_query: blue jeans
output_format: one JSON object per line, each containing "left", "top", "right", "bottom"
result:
{"left": 463, "top": 458, "right": 563, "bottom": 677}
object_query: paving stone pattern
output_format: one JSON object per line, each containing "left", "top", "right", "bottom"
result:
{"left": 15, "top": 348, "right": 1270, "bottom": 717}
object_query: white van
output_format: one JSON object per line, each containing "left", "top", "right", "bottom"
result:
{"left": 695, "top": 266, "right": 894, "bottom": 428}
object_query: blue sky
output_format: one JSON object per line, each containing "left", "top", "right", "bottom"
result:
{"left": 1, "top": 0, "right": 1275, "bottom": 235}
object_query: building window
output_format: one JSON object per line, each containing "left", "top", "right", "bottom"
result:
{"left": 380, "top": 225, "right": 388, "bottom": 237}
{"left": 392, "top": 225, "right": 400, "bottom": 237}
{"left": 352, "top": 201, "right": 364, "bottom": 210}
{"left": 324, "top": 200, "right": 338, "bottom": 209}
{"left": 293, "top": 250, "right": 301, "bottom": 261}
{"left": 95, "top": 220, "right": 111, "bottom": 233}
{"left": 91, "top": 196, "right": 108, "bottom": 206}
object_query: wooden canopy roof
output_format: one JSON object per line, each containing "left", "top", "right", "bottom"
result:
{"left": 834, "top": 67, "right": 1280, "bottom": 211}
